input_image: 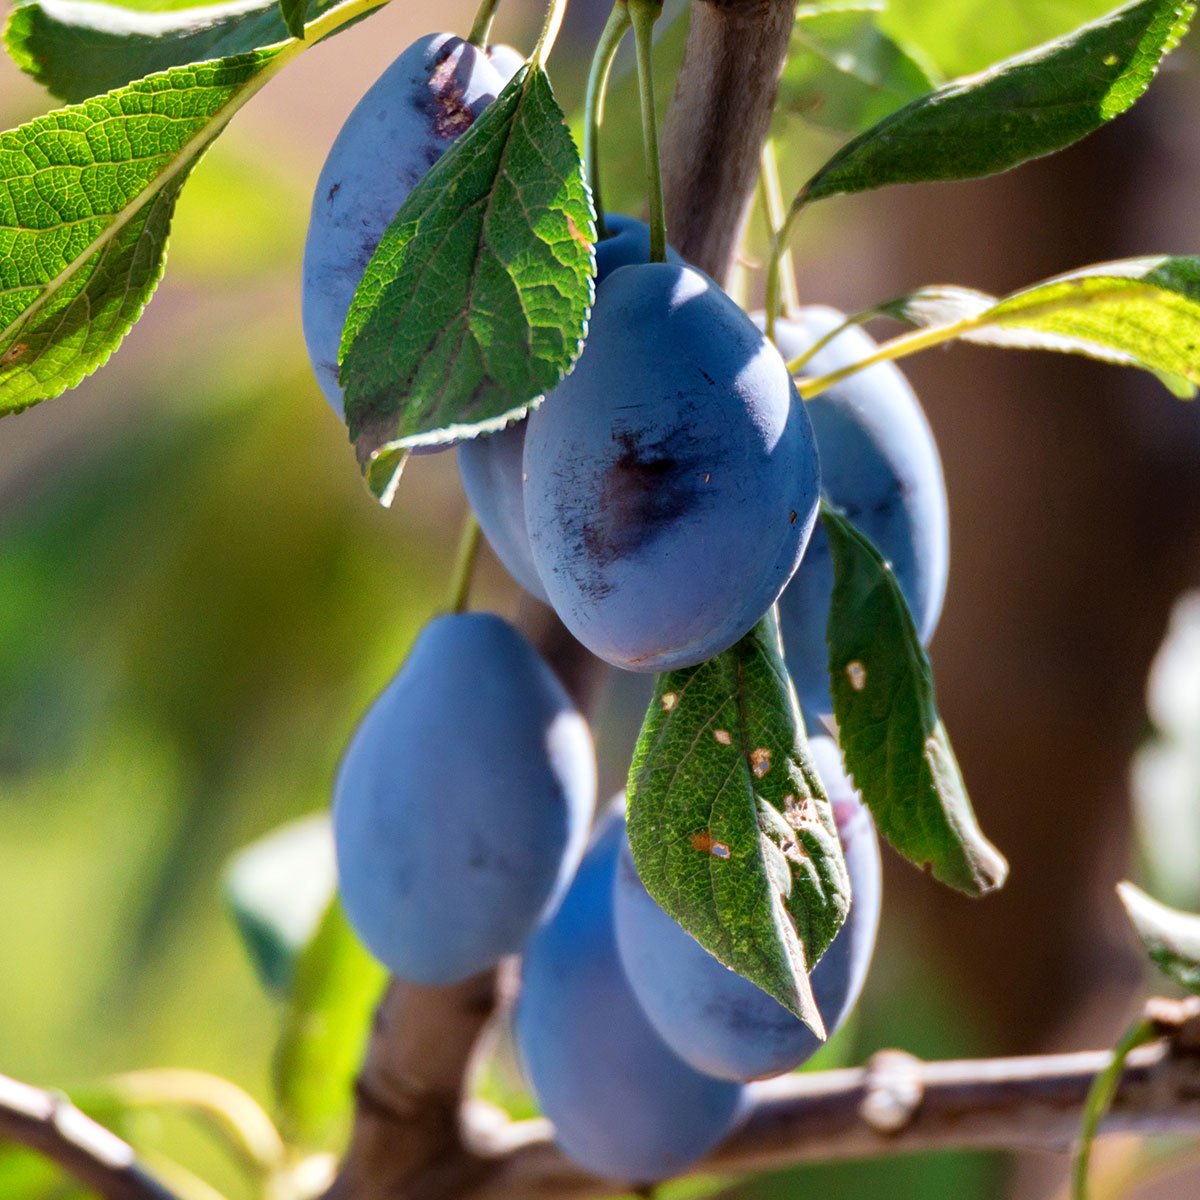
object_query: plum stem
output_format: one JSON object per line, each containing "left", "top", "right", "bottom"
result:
{"left": 764, "top": 196, "right": 807, "bottom": 342}
{"left": 628, "top": 0, "right": 667, "bottom": 264}
{"left": 583, "top": 3, "right": 633, "bottom": 242}
{"left": 446, "top": 511, "right": 483, "bottom": 615}
{"left": 467, "top": 0, "right": 503, "bottom": 47}
{"left": 532, "top": 0, "right": 570, "bottom": 67}
{"left": 758, "top": 139, "right": 799, "bottom": 319}
{"left": 794, "top": 313, "right": 982, "bottom": 399}
{"left": 1072, "top": 1016, "right": 1159, "bottom": 1200}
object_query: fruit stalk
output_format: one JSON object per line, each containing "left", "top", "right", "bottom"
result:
{"left": 467, "top": 0, "right": 503, "bottom": 47}
{"left": 628, "top": 0, "right": 667, "bottom": 264}
{"left": 583, "top": 3, "right": 634, "bottom": 240}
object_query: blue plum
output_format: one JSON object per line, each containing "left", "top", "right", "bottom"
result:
{"left": 302, "top": 34, "right": 520, "bottom": 418}
{"left": 516, "top": 805, "right": 744, "bottom": 1181}
{"left": 613, "top": 734, "right": 881, "bottom": 1082}
{"left": 524, "top": 264, "right": 820, "bottom": 672}
{"left": 769, "top": 307, "right": 949, "bottom": 719}
{"left": 333, "top": 612, "right": 595, "bottom": 984}
{"left": 457, "top": 216, "right": 679, "bottom": 602}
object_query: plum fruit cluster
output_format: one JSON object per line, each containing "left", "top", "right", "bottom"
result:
{"left": 306, "top": 32, "right": 950, "bottom": 1184}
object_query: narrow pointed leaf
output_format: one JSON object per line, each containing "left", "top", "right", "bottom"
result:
{"left": 800, "top": 0, "right": 1194, "bottom": 203}
{"left": 339, "top": 64, "right": 595, "bottom": 464}
{"left": 3, "top": 0, "right": 343, "bottom": 102}
{"left": 878, "top": 257, "right": 1200, "bottom": 396}
{"left": 626, "top": 612, "right": 851, "bottom": 1030}
{"left": 1118, "top": 881, "right": 1200, "bottom": 994}
{"left": 781, "top": 4, "right": 935, "bottom": 135}
{"left": 823, "top": 503, "right": 1008, "bottom": 895}
{"left": 273, "top": 900, "right": 385, "bottom": 1145}
{"left": 0, "top": 49, "right": 287, "bottom": 418}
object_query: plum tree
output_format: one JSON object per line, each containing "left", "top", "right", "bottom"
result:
{"left": 613, "top": 735, "right": 882, "bottom": 1082}
{"left": 333, "top": 612, "right": 595, "bottom": 984}
{"left": 769, "top": 307, "right": 949, "bottom": 719}
{"left": 456, "top": 215, "right": 679, "bottom": 602}
{"left": 301, "top": 34, "right": 520, "bottom": 418}
{"left": 515, "top": 804, "right": 745, "bottom": 1181}
{"left": 523, "top": 263, "right": 820, "bottom": 671}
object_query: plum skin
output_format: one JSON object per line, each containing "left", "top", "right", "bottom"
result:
{"left": 302, "top": 33, "right": 519, "bottom": 419}
{"left": 523, "top": 263, "right": 821, "bottom": 672}
{"left": 613, "top": 735, "right": 882, "bottom": 1082}
{"left": 457, "top": 216, "right": 680, "bottom": 602}
{"left": 515, "top": 805, "right": 744, "bottom": 1182}
{"left": 769, "top": 307, "right": 949, "bottom": 720}
{"left": 333, "top": 613, "right": 595, "bottom": 985}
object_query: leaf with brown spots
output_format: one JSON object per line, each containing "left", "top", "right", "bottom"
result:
{"left": 823, "top": 501, "right": 1008, "bottom": 895}
{"left": 627, "top": 610, "right": 850, "bottom": 1031}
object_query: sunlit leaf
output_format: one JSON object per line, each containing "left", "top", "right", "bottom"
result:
{"left": 0, "top": 49, "right": 288, "bottom": 418}
{"left": 1118, "top": 881, "right": 1200, "bottom": 994}
{"left": 3, "top": 0, "right": 342, "bottom": 102}
{"left": 799, "top": 0, "right": 1194, "bottom": 203}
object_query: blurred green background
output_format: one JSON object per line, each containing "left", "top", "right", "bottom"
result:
{"left": 3, "top": 0, "right": 1200, "bottom": 1197}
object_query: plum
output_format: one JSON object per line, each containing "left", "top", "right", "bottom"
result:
{"left": 302, "top": 33, "right": 520, "bottom": 419}
{"left": 457, "top": 216, "right": 680, "bottom": 602}
{"left": 515, "top": 804, "right": 744, "bottom": 1181}
{"left": 613, "top": 734, "right": 881, "bottom": 1082}
{"left": 333, "top": 612, "right": 595, "bottom": 984}
{"left": 524, "top": 264, "right": 820, "bottom": 671}
{"left": 768, "top": 307, "right": 949, "bottom": 720}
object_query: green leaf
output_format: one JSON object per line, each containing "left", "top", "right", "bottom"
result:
{"left": 279, "top": 0, "right": 308, "bottom": 40}
{"left": 0, "top": 48, "right": 288, "bottom": 418}
{"left": 877, "top": 257, "right": 1200, "bottom": 396}
{"left": 626, "top": 611, "right": 851, "bottom": 1030}
{"left": 339, "top": 63, "right": 595, "bottom": 475}
{"left": 823, "top": 503, "right": 1008, "bottom": 895}
{"left": 2, "top": 0, "right": 341, "bottom": 103}
{"left": 880, "top": 0, "right": 1115, "bottom": 77}
{"left": 1118, "top": 881, "right": 1200, "bottom": 994}
{"left": 273, "top": 900, "right": 385, "bottom": 1146}
{"left": 780, "top": 4, "right": 936, "bottom": 135}
{"left": 224, "top": 812, "right": 336, "bottom": 994}
{"left": 799, "top": 0, "right": 1194, "bottom": 204}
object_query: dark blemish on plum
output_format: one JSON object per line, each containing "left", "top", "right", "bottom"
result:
{"left": 579, "top": 428, "right": 710, "bottom": 568}
{"left": 789, "top": 510, "right": 797, "bottom": 523}
{"left": 698, "top": 367, "right": 716, "bottom": 387}
{"left": 426, "top": 48, "right": 480, "bottom": 140}
{"left": 326, "top": 181, "right": 341, "bottom": 204}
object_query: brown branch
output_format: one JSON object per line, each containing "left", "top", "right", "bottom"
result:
{"left": 661, "top": 0, "right": 797, "bottom": 278}
{"left": 0, "top": 1073, "right": 178, "bottom": 1200}
{"left": 461, "top": 1002, "right": 1200, "bottom": 1198}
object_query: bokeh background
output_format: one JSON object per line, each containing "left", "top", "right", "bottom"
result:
{"left": 3, "top": 0, "right": 1200, "bottom": 1196}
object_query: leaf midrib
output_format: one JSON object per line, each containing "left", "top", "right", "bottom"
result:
{"left": 0, "top": 46, "right": 292, "bottom": 352}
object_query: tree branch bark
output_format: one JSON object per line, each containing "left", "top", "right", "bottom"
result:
{"left": 461, "top": 1006, "right": 1200, "bottom": 1198}
{"left": 0, "top": 1074, "right": 178, "bottom": 1200}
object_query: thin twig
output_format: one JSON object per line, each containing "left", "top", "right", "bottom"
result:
{"left": 0, "top": 1073, "right": 180, "bottom": 1200}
